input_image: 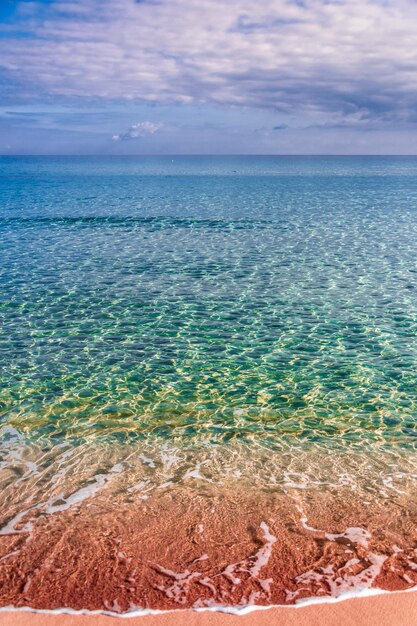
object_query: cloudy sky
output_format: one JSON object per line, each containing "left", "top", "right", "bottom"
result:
{"left": 0, "top": 0, "right": 416, "bottom": 154}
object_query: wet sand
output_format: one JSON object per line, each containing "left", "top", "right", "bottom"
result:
{"left": 1, "top": 477, "right": 417, "bottom": 612}
{"left": 1, "top": 590, "right": 417, "bottom": 626}
{"left": 2, "top": 442, "right": 417, "bottom": 612}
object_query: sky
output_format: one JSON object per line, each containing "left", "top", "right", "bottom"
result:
{"left": 0, "top": 0, "right": 417, "bottom": 154}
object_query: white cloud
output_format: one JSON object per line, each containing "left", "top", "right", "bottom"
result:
{"left": 1, "top": 0, "right": 417, "bottom": 126}
{"left": 112, "top": 121, "right": 162, "bottom": 141}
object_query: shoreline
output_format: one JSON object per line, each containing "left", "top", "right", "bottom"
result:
{"left": 2, "top": 441, "right": 417, "bottom": 611}
{"left": 1, "top": 590, "right": 417, "bottom": 625}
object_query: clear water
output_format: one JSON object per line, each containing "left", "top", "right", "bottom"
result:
{"left": 1, "top": 156, "right": 417, "bottom": 450}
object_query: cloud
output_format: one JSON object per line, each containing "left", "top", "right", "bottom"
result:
{"left": 112, "top": 121, "right": 162, "bottom": 141}
{"left": 0, "top": 0, "right": 417, "bottom": 128}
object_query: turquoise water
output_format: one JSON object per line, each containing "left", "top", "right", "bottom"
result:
{"left": 1, "top": 156, "right": 417, "bottom": 449}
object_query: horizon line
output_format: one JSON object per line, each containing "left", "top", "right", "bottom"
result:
{"left": 2, "top": 154, "right": 417, "bottom": 158}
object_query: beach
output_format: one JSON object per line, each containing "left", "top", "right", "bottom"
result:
{"left": 1, "top": 440, "right": 417, "bottom": 611}
{"left": 2, "top": 156, "right": 417, "bottom": 618}
{"left": 2, "top": 591, "right": 417, "bottom": 626}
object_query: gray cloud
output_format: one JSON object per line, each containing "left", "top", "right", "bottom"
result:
{"left": 0, "top": 0, "right": 417, "bottom": 128}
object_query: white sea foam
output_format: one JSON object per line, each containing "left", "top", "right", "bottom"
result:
{"left": 221, "top": 564, "right": 241, "bottom": 585}
{"left": 0, "top": 508, "right": 34, "bottom": 536}
{"left": 138, "top": 455, "right": 156, "bottom": 468}
{"left": 284, "top": 503, "right": 388, "bottom": 602}
{"left": 297, "top": 503, "right": 371, "bottom": 548}
{"left": 160, "top": 444, "right": 181, "bottom": 470}
{"left": 45, "top": 464, "right": 120, "bottom": 514}
{"left": 248, "top": 522, "right": 277, "bottom": 579}
{"left": 0, "top": 550, "right": 20, "bottom": 563}
{"left": 183, "top": 461, "right": 212, "bottom": 482}
{"left": 286, "top": 553, "right": 387, "bottom": 602}
{"left": 153, "top": 565, "right": 202, "bottom": 604}
{"left": 1, "top": 585, "right": 417, "bottom": 618}
{"left": 0, "top": 463, "right": 122, "bottom": 535}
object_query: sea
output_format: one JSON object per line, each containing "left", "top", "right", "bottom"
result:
{"left": 1, "top": 156, "right": 417, "bottom": 613}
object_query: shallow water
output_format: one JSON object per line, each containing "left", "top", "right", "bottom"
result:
{"left": 1, "top": 156, "right": 417, "bottom": 611}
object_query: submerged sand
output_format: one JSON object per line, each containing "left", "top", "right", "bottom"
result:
{"left": 1, "top": 438, "right": 417, "bottom": 612}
